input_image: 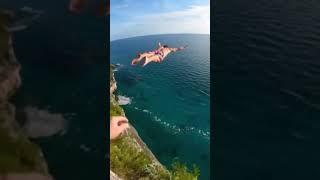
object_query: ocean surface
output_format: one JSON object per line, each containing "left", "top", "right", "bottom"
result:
{"left": 111, "top": 34, "right": 210, "bottom": 180}
{"left": 1, "top": 1, "right": 107, "bottom": 180}
{"left": 214, "top": 0, "right": 320, "bottom": 179}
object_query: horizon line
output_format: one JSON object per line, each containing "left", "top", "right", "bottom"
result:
{"left": 110, "top": 33, "right": 210, "bottom": 42}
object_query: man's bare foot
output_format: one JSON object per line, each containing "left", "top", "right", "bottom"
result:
{"left": 131, "top": 58, "right": 140, "bottom": 65}
{"left": 131, "top": 54, "right": 143, "bottom": 65}
{"left": 142, "top": 59, "right": 151, "bottom": 67}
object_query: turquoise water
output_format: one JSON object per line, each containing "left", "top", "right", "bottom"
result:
{"left": 111, "top": 34, "right": 210, "bottom": 180}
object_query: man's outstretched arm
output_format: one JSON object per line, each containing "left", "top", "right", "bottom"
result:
{"left": 170, "top": 45, "right": 188, "bottom": 52}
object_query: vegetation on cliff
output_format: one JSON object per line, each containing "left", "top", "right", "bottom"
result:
{"left": 110, "top": 65, "right": 199, "bottom": 180}
{"left": 0, "top": 103, "right": 47, "bottom": 173}
{"left": 111, "top": 135, "right": 171, "bottom": 179}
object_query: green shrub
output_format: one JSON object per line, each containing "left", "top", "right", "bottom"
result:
{"left": 0, "top": 104, "right": 46, "bottom": 174}
{"left": 0, "top": 128, "right": 45, "bottom": 173}
{"left": 110, "top": 136, "right": 171, "bottom": 180}
{"left": 171, "top": 160, "right": 200, "bottom": 180}
{"left": 110, "top": 102, "right": 124, "bottom": 117}
{"left": 110, "top": 135, "right": 200, "bottom": 180}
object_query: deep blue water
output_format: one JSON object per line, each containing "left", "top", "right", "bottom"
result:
{"left": 1, "top": 1, "right": 107, "bottom": 180}
{"left": 111, "top": 34, "right": 210, "bottom": 180}
{"left": 214, "top": 0, "right": 320, "bottom": 179}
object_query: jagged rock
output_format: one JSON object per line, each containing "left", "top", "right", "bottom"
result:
{"left": 1, "top": 7, "right": 43, "bottom": 32}
{"left": 0, "top": 28, "right": 21, "bottom": 101}
{"left": 110, "top": 170, "right": 122, "bottom": 180}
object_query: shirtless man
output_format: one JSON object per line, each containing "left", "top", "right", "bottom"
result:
{"left": 131, "top": 42, "right": 187, "bottom": 67}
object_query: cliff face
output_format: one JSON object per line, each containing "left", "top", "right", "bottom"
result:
{"left": 110, "top": 65, "right": 171, "bottom": 180}
{"left": 0, "top": 12, "right": 52, "bottom": 180}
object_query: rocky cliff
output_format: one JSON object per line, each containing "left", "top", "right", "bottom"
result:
{"left": 0, "top": 11, "right": 53, "bottom": 180}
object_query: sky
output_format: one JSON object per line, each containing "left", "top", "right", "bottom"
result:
{"left": 110, "top": 0, "right": 210, "bottom": 41}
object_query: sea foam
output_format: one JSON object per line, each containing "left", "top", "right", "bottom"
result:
{"left": 118, "top": 95, "right": 132, "bottom": 105}
{"left": 23, "top": 106, "right": 67, "bottom": 138}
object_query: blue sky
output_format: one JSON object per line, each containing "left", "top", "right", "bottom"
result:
{"left": 110, "top": 0, "right": 210, "bottom": 41}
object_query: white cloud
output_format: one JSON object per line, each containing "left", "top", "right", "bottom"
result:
{"left": 112, "top": 3, "right": 129, "bottom": 9}
{"left": 111, "top": 4, "right": 210, "bottom": 41}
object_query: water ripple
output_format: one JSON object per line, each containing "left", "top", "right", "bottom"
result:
{"left": 133, "top": 106, "right": 210, "bottom": 140}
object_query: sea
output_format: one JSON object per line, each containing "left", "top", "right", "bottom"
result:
{"left": 1, "top": 1, "right": 107, "bottom": 180}
{"left": 111, "top": 34, "right": 211, "bottom": 180}
{"left": 213, "top": 0, "right": 320, "bottom": 179}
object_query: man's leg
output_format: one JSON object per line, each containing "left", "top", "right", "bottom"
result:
{"left": 131, "top": 53, "right": 147, "bottom": 65}
{"left": 142, "top": 55, "right": 160, "bottom": 67}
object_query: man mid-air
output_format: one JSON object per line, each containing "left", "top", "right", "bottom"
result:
{"left": 131, "top": 42, "right": 187, "bottom": 67}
